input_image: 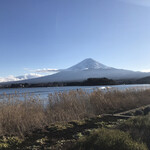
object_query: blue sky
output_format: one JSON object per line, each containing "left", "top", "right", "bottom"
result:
{"left": 0, "top": 0, "right": 150, "bottom": 81}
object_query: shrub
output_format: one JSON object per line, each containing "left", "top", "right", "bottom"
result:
{"left": 0, "top": 136, "right": 22, "bottom": 149}
{"left": 119, "top": 114, "right": 150, "bottom": 149}
{"left": 72, "top": 128, "right": 148, "bottom": 150}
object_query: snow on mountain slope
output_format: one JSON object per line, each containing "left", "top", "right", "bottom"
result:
{"left": 2, "top": 58, "right": 150, "bottom": 84}
{"left": 67, "top": 58, "right": 111, "bottom": 70}
{"left": 14, "top": 68, "right": 150, "bottom": 84}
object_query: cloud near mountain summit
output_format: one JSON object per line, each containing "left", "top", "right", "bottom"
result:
{"left": 0, "top": 73, "right": 43, "bottom": 83}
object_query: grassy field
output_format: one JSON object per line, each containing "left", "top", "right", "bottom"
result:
{"left": 1, "top": 89, "right": 150, "bottom": 149}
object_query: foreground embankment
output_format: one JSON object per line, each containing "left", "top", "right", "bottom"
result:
{"left": 1, "top": 89, "right": 150, "bottom": 137}
{"left": 1, "top": 89, "right": 150, "bottom": 149}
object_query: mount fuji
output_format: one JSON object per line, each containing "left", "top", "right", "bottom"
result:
{"left": 67, "top": 58, "right": 111, "bottom": 71}
{"left": 2, "top": 58, "right": 150, "bottom": 84}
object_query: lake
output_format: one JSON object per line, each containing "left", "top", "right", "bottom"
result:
{"left": 0, "top": 84, "right": 150, "bottom": 100}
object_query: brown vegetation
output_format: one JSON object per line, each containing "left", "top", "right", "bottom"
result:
{"left": 0, "top": 89, "right": 150, "bottom": 137}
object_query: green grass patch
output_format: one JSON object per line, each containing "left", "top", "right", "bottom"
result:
{"left": 71, "top": 128, "right": 147, "bottom": 150}
{"left": 119, "top": 114, "right": 150, "bottom": 149}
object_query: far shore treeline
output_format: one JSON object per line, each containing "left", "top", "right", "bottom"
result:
{"left": 1, "top": 76, "right": 150, "bottom": 88}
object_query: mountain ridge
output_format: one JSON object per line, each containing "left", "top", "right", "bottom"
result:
{"left": 1, "top": 58, "right": 150, "bottom": 84}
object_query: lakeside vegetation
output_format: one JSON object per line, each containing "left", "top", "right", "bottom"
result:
{"left": 1, "top": 89, "right": 150, "bottom": 149}
{"left": 0, "top": 78, "right": 116, "bottom": 88}
{"left": 1, "top": 76, "right": 150, "bottom": 88}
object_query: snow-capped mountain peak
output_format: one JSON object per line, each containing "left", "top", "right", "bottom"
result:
{"left": 2, "top": 58, "right": 150, "bottom": 84}
{"left": 67, "top": 58, "right": 110, "bottom": 71}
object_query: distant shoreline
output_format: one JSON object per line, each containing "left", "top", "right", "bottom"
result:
{"left": 1, "top": 77, "right": 150, "bottom": 89}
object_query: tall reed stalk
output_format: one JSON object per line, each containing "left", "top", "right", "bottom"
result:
{"left": 0, "top": 89, "right": 150, "bottom": 137}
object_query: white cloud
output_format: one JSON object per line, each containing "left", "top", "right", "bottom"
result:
{"left": 141, "top": 69, "right": 150, "bottom": 73}
{"left": 35, "top": 68, "right": 59, "bottom": 73}
{"left": 24, "top": 68, "right": 61, "bottom": 73}
{"left": 0, "top": 67, "right": 62, "bottom": 83}
{"left": 0, "top": 73, "right": 43, "bottom": 83}
{"left": 17, "top": 73, "right": 43, "bottom": 80}
{"left": 0, "top": 75, "right": 20, "bottom": 83}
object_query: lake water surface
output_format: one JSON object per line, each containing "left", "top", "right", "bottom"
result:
{"left": 0, "top": 84, "right": 150, "bottom": 100}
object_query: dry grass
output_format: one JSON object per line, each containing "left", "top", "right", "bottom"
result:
{"left": 0, "top": 88, "right": 150, "bottom": 137}
{"left": 0, "top": 93, "right": 47, "bottom": 137}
